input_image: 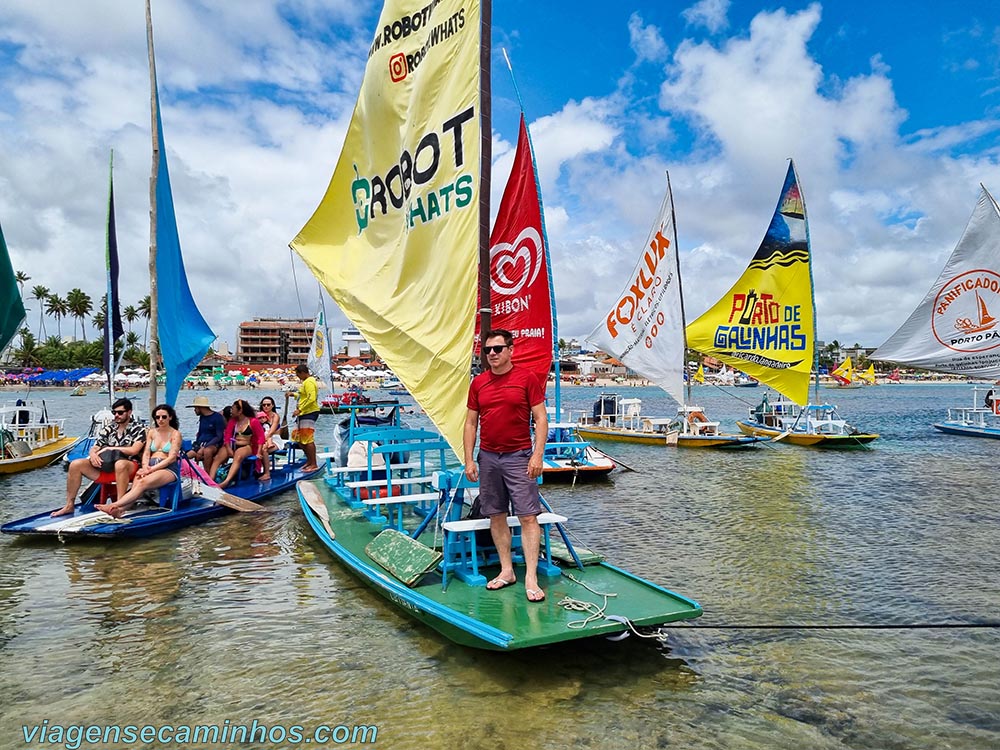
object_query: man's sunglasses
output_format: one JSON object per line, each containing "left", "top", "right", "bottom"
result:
{"left": 484, "top": 345, "right": 509, "bottom": 355}
{"left": 112, "top": 409, "right": 128, "bottom": 415}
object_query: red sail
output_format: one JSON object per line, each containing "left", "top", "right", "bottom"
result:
{"left": 475, "top": 114, "right": 553, "bottom": 388}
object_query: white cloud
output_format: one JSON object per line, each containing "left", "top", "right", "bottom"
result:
{"left": 627, "top": 13, "right": 669, "bottom": 64}
{"left": 681, "top": 0, "right": 731, "bottom": 34}
{"left": 2, "top": 0, "right": 1000, "bottom": 360}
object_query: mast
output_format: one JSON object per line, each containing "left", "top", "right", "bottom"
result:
{"left": 795, "top": 158, "right": 819, "bottom": 404}
{"left": 476, "top": 0, "right": 492, "bottom": 369}
{"left": 668, "top": 171, "right": 691, "bottom": 409}
{"left": 145, "top": 0, "right": 160, "bottom": 414}
{"left": 105, "top": 150, "right": 117, "bottom": 407}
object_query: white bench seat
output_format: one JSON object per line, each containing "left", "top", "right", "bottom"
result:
{"left": 360, "top": 491, "right": 440, "bottom": 506}
{"left": 346, "top": 475, "right": 433, "bottom": 489}
{"left": 323, "top": 460, "right": 421, "bottom": 475}
{"left": 439, "top": 512, "right": 567, "bottom": 589}
{"left": 442, "top": 512, "right": 567, "bottom": 532}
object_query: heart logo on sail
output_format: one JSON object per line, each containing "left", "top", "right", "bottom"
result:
{"left": 490, "top": 227, "right": 543, "bottom": 296}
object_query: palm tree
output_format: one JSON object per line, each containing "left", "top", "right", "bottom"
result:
{"left": 45, "top": 294, "right": 68, "bottom": 339}
{"left": 13, "top": 327, "right": 40, "bottom": 367}
{"left": 138, "top": 295, "right": 151, "bottom": 348}
{"left": 15, "top": 270, "right": 29, "bottom": 298}
{"left": 123, "top": 304, "right": 139, "bottom": 334}
{"left": 93, "top": 309, "right": 106, "bottom": 334}
{"left": 30, "top": 285, "right": 49, "bottom": 338}
{"left": 126, "top": 330, "right": 140, "bottom": 349}
{"left": 66, "top": 288, "right": 93, "bottom": 341}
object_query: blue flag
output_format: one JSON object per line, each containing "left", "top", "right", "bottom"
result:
{"left": 104, "top": 158, "right": 125, "bottom": 385}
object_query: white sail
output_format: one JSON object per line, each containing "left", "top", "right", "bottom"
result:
{"left": 873, "top": 187, "right": 1000, "bottom": 377}
{"left": 307, "top": 306, "right": 332, "bottom": 394}
{"left": 586, "top": 186, "right": 685, "bottom": 405}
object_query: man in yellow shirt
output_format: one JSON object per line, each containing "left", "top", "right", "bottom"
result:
{"left": 292, "top": 364, "right": 320, "bottom": 471}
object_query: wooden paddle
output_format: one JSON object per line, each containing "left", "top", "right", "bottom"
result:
{"left": 298, "top": 480, "right": 334, "bottom": 538}
{"left": 590, "top": 445, "right": 638, "bottom": 472}
{"left": 198, "top": 483, "right": 268, "bottom": 512}
{"left": 279, "top": 391, "right": 292, "bottom": 440}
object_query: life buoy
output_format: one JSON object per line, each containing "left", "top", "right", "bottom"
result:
{"left": 993, "top": 399, "right": 1000, "bottom": 416}
{"left": 687, "top": 410, "right": 708, "bottom": 424}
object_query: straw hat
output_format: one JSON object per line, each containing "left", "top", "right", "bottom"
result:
{"left": 187, "top": 395, "right": 213, "bottom": 408}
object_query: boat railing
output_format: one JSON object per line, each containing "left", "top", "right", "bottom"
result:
{"left": 0, "top": 406, "right": 66, "bottom": 448}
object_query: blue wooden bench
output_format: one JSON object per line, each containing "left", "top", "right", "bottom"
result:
{"left": 439, "top": 512, "right": 567, "bottom": 590}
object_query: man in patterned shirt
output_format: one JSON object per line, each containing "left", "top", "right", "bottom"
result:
{"left": 52, "top": 398, "right": 146, "bottom": 517}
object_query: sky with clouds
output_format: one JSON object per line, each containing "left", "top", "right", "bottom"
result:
{"left": 1, "top": 0, "right": 998, "bottom": 354}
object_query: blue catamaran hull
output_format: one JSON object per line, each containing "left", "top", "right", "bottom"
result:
{"left": 2, "top": 461, "right": 321, "bottom": 539}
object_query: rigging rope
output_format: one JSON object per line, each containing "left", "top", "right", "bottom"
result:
{"left": 288, "top": 246, "right": 306, "bottom": 320}
{"left": 655, "top": 622, "right": 1000, "bottom": 630}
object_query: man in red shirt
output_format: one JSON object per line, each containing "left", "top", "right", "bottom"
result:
{"left": 463, "top": 329, "right": 549, "bottom": 602}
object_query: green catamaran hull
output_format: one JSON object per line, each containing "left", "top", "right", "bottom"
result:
{"left": 297, "top": 480, "right": 701, "bottom": 651}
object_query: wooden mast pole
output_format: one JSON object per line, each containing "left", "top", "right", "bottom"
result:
{"left": 477, "top": 0, "right": 492, "bottom": 369}
{"left": 145, "top": 0, "right": 160, "bottom": 415}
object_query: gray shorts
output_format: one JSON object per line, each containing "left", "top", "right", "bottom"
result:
{"left": 477, "top": 448, "right": 541, "bottom": 518}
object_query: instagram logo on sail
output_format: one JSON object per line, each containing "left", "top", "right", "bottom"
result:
{"left": 389, "top": 53, "right": 407, "bottom": 82}
{"left": 933, "top": 269, "right": 1000, "bottom": 351}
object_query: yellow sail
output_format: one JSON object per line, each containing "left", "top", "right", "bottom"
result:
{"left": 831, "top": 356, "right": 854, "bottom": 383}
{"left": 686, "top": 162, "right": 815, "bottom": 405}
{"left": 290, "top": 0, "right": 481, "bottom": 456}
{"left": 694, "top": 363, "right": 705, "bottom": 384}
{"left": 856, "top": 363, "right": 876, "bottom": 384}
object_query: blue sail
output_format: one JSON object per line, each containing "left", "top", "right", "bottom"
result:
{"left": 153, "top": 88, "right": 215, "bottom": 406}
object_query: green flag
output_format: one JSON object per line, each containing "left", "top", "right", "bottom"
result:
{"left": 0, "top": 219, "right": 27, "bottom": 356}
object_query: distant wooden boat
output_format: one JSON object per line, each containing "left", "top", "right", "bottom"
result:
{"left": 932, "top": 386, "right": 1000, "bottom": 439}
{"left": 686, "top": 161, "right": 877, "bottom": 446}
{"left": 576, "top": 393, "right": 761, "bottom": 448}
{"left": 0, "top": 401, "right": 81, "bottom": 475}
{"left": 70, "top": 385, "right": 87, "bottom": 396}
{"left": 736, "top": 392, "right": 879, "bottom": 447}
{"left": 583, "top": 178, "right": 759, "bottom": 449}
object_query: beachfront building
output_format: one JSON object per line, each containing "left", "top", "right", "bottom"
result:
{"left": 342, "top": 326, "right": 371, "bottom": 359}
{"left": 236, "top": 317, "right": 312, "bottom": 365}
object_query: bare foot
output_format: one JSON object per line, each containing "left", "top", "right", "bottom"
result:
{"left": 95, "top": 503, "right": 123, "bottom": 518}
{"left": 50, "top": 503, "right": 75, "bottom": 517}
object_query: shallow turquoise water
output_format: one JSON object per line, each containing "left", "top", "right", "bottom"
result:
{"left": 1, "top": 385, "right": 998, "bottom": 749}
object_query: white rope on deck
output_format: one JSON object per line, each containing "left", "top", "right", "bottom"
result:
{"left": 558, "top": 572, "right": 670, "bottom": 642}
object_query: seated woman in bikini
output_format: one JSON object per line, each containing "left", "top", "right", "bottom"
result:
{"left": 95, "top": 404, "right": 182, "bottom": 518}
{"left": 210, "top": 400, "right": 265, "bottom": 489}
{"left": 255, "top": 397, "right": 283, "bottom": 481}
